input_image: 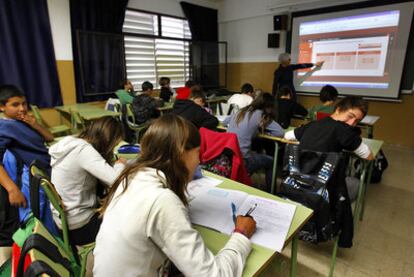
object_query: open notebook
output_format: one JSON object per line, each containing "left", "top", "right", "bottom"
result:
{"left": 188, "top": 186, "right": 297, "bottom": 252}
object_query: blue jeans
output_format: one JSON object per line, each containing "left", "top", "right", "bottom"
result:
{"left": 244, "top": 152, "right": 274, "bottom": 191}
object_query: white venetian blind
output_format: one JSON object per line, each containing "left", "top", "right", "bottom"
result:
{"left": 122, "top": 10, "right": 192, "bottom": 89}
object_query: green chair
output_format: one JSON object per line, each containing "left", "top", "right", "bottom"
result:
{"left": 30, "top": 105, "right": 71, "bottom": 136}
{"left": 124, "top": 104, "right": 148, "bottom": 143}
{"left": 29, "top": 164, "right": 94, "bottom": 277}
{"left": 69, "top": 109, "right": 86, "bottom": 134}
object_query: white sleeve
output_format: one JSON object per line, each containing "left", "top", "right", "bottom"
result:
{"left": 284, "top": 130, "right": 297, "bottom": 141}
{"left": 147, "top": 192, "right": 252, "bottom": 277}
{"left": 353, "top": 142, "right": 372, "bottom": 159}
{"left": 78, "top": 144, "right": 125, "bottom": 187}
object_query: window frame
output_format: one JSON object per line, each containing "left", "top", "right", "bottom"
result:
{"left": 123, "top": 8, "right": 193, "bottom": 89}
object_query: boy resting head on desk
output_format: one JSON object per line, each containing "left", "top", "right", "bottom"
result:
{"left": 284, "top": 95, "right": 374, "bottom": 160}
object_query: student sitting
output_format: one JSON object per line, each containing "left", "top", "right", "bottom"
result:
{"left": 175, "top": 80, "right": 197, "bottom": 100}
{"left": 173, "top": 90, "right": 218, "bottom": 130}
{"left": 49, "top": 117, "right": 126, "bottom": 246}
{"left": 132, "top": 81, "right": 162, "bottom": 125}
{"left": 227, "top": 83, "right": 255, "bottom": 110}
{"left": 277, "top": 86, "right": 308, "bottom": 129}
{"left": 0, "top": 85, "right": 54, "bottom": 263}
{"left": 93, "top": 114, "right": 256, "bottom": 276}
{"left": 224, "top": 92, "right": 284, "bottom": 191}
{"left": 159, "top": 77, "right": 174, "bottom": 102}
{"left": 115, "top": 79, "right": 135, "bottom": 105}
{"left": 284, "top": 96, "right": 374, "bottom": 200}
{"left": 308, "top": 85, "right": 338, "bottom": 120}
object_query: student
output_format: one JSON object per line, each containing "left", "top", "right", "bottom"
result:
{"left": 308, "top": 85, "right": 338, "bottom": 120}
{"left": 176, "top": 80, "right": 197, "bottom": 100}
{"left": 159, "top": 77, "right": 174, "bottom": 102}
{"left": 132, "top": 81, "right": 162, "bottom": 125}
{"left": 272, "top": 53, "right": 324, "bottom": 101}
{"left": 284, "top": 96, "right": 373, "bottom": 160}
{"left": 277, "top": 86, "right": 308, "bottom": 129}
{"left": 93, "top": 114, "right": 256, "bottom": 276}
{"left": 285, "top": 96, "right": 374, "bottom": 201}
{"left": 227, "top": 83, "right": 255, "bottom": 110}
{"left": 224, "top": 92, "right": 284, "bottom": 190}
{"left": 0, "top": 85, "right": 54, "bottom": 263}
{"left": 49, "top": 117, "right": 126, "bottom": 246}
{"left": 173, "top": 90, "right": 218, "bottom": 130}
{"left": 115, "top": 79, "right": 135, "bottom": 105}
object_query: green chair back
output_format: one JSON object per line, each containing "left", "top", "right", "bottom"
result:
{"left": 30, "top": 105, "right": 45, "bottom": 126}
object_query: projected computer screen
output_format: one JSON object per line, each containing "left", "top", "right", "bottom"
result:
{"left": 291, "top": 2, "right": 414, "bottom": 99}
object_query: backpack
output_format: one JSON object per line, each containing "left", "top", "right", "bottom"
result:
{"left": 279, "top": 145, "right": 341, "bottom": 243}
{"left": 354, "top": 149, "right": 388, "bottom": 183}
{"left": 12, "top": 215, "right": 80, "bottom": 277}
{"left": 2, "top": 150, "right": 58, "bottom": 237}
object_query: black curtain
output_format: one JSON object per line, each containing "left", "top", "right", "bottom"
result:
{"left": 180, "top": 2, "right": 218, "bottom": 41}
{"left": 181, "top": 2, "right": 220, "bottom": 89}
{"left": 0, "top": 0, "right": 62, "bottom": 108}
{"left": 70, "top": 0, "right": 128, "bottom": 102}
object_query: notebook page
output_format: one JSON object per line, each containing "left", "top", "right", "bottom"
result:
{"left": 237, "top": 195, "right": 297, "bottom": 252}
{"left": 189, "top": 188, "right": 248, "bottom": 234}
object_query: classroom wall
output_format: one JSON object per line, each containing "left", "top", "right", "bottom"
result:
{"left": 44, "top": 0, "right": 218, "bottom": 125}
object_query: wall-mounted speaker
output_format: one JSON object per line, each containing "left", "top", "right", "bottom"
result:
{"left": 274, "top": 15, "right": 288, "bottom": 31}
{"left": 268, "top": 33, "right": 280, "bottom": 48}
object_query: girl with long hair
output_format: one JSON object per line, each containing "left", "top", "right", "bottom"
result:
{"left": 224, "top": 92, "right": 284, "bottom": 191}
{"left": 49, "top": 116, "right": 126, "bottom": 245}
{"left": 94, "top": 114, "right": 256, "bottom": 276}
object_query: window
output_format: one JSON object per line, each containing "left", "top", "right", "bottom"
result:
{"left": 123, "top": 10, "right": 191, "bottom": 89}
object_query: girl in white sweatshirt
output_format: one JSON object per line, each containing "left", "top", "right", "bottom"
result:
{"left": 94, "top": 114, "right": 257, "bottom": 277}
{"left": 49, "top": 116, "right": 126, "bottom": 246}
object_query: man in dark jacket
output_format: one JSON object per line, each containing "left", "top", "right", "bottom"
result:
{"left": 172, "top": 90, "right": 218, "bottom": 130}
{"left": 272, "top": 53, "right": 324, "bottom": 101}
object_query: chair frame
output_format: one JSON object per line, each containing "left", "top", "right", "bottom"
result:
{"left": 29, "top": 164, "right": 94, "bottom": 277}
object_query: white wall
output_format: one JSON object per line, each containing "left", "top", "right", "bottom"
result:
{"left": 127, "top": 0, "right": 219, "bottom": 18}
{"left": 218, "top": 0, "right": 366, "bottom": 63}
{"left": 47, "top": 0, "right": 73, "bottom": 60}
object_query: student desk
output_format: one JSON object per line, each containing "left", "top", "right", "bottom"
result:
{"left": 197, "top": 171, "right": 313, "bottom": 277}
{"left": 353, "top": 138, "right": 383, "bottom": 228}
{"left": 55, "top": 103, "right": 120, "bottom": 121}
{"left": 359, "top": 115, "right": 380, "bottom": 139}
{"left": 206, "top": 95, "right": 231, "bottom": 115}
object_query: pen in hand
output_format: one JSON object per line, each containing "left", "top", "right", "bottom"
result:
{"left": 231, "top": 202, "right": 237, "bottom": 224}
{"left": 244, "top": 203, "right": 257, "bottom": 217}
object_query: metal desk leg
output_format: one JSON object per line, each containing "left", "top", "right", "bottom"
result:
{"left": 360, "top": 160, "right": 374, "bottom": 221}
{"left": 367, "top": 126, "right": 373, "bottom": 139}
{"left": 271, "top": 142, "right": 279, "bottom": 195}
{"left": 290, "top": 234, "right": 298, "bottom": 277}
{"left": 218, "top": 102, "right": 223, "bottom": 115}
{"left": 354, "top": 160, "right": 367, "bottom": 229}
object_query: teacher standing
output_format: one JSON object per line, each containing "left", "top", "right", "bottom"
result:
{"left": 272, "top": 53, "right": 324, "bottom": 102}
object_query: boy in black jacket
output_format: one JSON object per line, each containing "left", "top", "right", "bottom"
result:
{"left": 277, "top": 86, "right": 308, "bottom": 129}
{"left": 172, "top": 90, "right": 218, "bottom": 130}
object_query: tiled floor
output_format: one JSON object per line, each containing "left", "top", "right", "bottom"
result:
{"left": 262, "top": 144, "right": 414, "bottom": 276}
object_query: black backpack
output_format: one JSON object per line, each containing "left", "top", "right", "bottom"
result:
{"left": 279, "top": 144, "right": 342, "bottom": 243}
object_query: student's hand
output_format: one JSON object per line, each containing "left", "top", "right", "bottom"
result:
{"left": 116, "top": 157, "right": 128, "bottom": 165}
{"left": 8, "top": 188, "right": 27, "bottom": 208}
{"left": 315, "top": 61, "right": 324, "bottom": 67}
{"left": 235, "top": 215, "right": 256, "bottom": 239}
{"left": 19, "top": 113, "right": 37, "bottom": 127}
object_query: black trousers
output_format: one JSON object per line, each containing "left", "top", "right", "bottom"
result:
{"left": 68, "top": 213, "right": 102, "bottom": 246}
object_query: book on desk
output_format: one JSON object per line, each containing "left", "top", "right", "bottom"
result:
{"left": 187, "top": 177, "right": 297, "bottom": 252}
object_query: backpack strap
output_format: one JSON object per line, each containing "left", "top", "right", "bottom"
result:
{"left": 23, "top": 260, "right": 61, "bottom": 277}
{"left": 16, "top": 234, "right": 73, "bottom": 277}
